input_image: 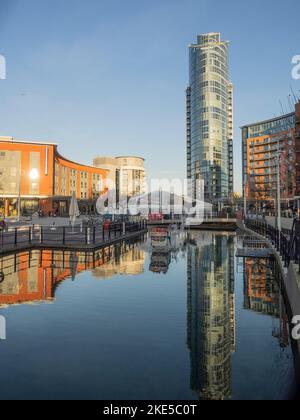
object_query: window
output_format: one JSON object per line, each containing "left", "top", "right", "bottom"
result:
{"left": 10, "top": 182, "right": 17, "bottom": 191}
{"left": 31, "top": 183, "right": 39, "bottom": 194}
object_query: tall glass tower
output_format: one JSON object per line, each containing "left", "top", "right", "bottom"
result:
{"left": 187, "top": 33, "right": 233, "bottom": 204}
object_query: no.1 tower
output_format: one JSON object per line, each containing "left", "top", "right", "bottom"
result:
{"left": 187, "top": 33, "right": 233, "bottom": 205}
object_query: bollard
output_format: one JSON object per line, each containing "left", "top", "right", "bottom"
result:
{"left": 14, "top": 228, "right": 18, "bottom": 246}
{"left": 298, "top": 240, "right": 300, "bottom": 274}
{"left": 63, "top": 227, "right": 66, "bottom": 245}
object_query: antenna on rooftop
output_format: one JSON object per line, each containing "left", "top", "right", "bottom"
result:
{"left": 279, "top": 100, "right": 285, "bottom": 116}
{"left": 290, "top": 86, "right": 299, "bottom": 104}
{"left": 287, "top": 95, "right": 294, "bottom": 112}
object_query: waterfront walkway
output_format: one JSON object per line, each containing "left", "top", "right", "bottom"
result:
{"left": 3, "top": 215, "right": 99, "bottom": 228}
{"left": 248, "top": 215, "right": 294, "bottom": 232}
{"left": 148, "top": 218, "right": 237, "bottom": 231}
{"left": 0, "top": 221, "right": 147, "bottom": 255}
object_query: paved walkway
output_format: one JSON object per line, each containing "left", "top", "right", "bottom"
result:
{"left": 249, "top": 215, "right": 295, "bottom": 231}
{"left": 4, "top": 216, "right": 96, "bottom": 228}
{"left": 265, "top": 216, "right": 294, "bottom": 231}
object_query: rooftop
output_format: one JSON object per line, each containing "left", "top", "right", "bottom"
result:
{"left": 0, "top": 136, "right": 58, "bottom": 147}
{"left": 240, "top": 112, "right": 295, "bottom": 129}
{"left": 0, "top": 136, "right": 108, "bottom": 173}
{"left": 94, "top": 156, "right": 145, "bottom": 162}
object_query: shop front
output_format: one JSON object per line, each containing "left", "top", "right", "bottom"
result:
{"left": 0, "top": 197, "right": 51, "bottom": 218}
{"left": 52, "top": 197, "right": 70, "bottom": 217}
{"left": 79, "top": 200, "right": 97, "bottom": 215}
{"left": 0, "top": 196, "right": 99, "bottom": 218}
{"left": 0, "top": 198, "right": 19, "bottom": 218}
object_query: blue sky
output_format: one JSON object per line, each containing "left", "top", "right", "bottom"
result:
{"left": 0, "top": 0, "right": 300, "bottom": 193}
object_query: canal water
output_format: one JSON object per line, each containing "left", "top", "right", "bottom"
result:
{"left": 0, "top": 231, "right": 297, "bottom": 400}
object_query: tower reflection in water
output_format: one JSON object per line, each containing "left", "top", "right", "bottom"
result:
{"left": 187, "top": 232, "right": 235, "bottom": 400}
{"left": 186, "top": 232, "right": 290, "bottom": 401}
{"left": 0, "top": 238, "right": 145, "bottom": 307}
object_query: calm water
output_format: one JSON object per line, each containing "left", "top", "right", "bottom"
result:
{"left": 0, "top": 231, "right": 297, "bottom": 400}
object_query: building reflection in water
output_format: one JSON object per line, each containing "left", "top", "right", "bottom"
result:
{"left": 187, "top": 232, "right": 235, "bottom": 400}
{"left": 243, "top": 257, "right": 290, "bottom": 348}
{"left": 92, "top": 243, "right": 145, "bottom": 279}
{"left": 0, "top": 238, "right": 145, "bottom": 307}
{"left": 0, "top": 231, "right": 291, "bottom": 399}
{"left": 187, "top": 232, "right": 291, "bottom": 400}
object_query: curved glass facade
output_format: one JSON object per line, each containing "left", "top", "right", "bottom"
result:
{"left": 187, "top": 33, "right": 232, "bottom": 203}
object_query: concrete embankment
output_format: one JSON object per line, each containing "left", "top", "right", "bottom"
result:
{"left": 287, "top": 265, "right": 300, "bottom": 355}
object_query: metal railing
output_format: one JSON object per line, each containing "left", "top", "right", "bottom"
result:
{"left": 0, "top": 221, "right": 147, "bottom": 252}
{"left": 244, "top": 218, "right": 300, "bottom": 272}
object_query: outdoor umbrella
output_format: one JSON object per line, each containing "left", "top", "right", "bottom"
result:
{"left": 69, "top": 192, "right": 80, "bottom": 231}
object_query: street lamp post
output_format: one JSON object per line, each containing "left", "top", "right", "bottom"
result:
{"left": 17, "top": 161, "right": 22, "bottom": 222}
{"left": 276, "top": 154, "right": 282, "bottom": 233}
{"left": 275, "top": 137, "right": 282, "bottom": 234}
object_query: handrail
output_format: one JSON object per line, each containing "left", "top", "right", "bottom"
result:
{"left": 244, "top": 218, "right": 300, "bottom": 273}
{"left": 0, "top": 221, "right": 148, "bottom": 253}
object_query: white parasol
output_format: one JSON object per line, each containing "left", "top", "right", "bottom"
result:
{"left": 69, "top": 192, "right": 80, "bottom": 231}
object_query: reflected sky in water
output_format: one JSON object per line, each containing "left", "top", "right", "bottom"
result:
{"left": 0, "top": 232, "right": 297, "bottom": 400}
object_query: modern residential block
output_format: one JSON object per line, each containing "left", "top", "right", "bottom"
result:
{"left": 187, "top": 33, "right": 233, "bottom": 205}
{"left": 241, "top": 111, "right": 296, "bottom": 211}
{"left": 93, "top": 156, "right": 146, "bottom": 208}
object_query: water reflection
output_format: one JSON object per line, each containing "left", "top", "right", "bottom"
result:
{"left": 93, "top": 244, "right": 145, "bottom": 279}
{"left": 187, "top": 232, "right": 235, "bottom": 400}
{"left": 186, "top": 232, "right": 292, "bottom": 400}
{"left": 149, "top": 227, "right": 187, "bottom": 274}
{"left": 243, "top": 257, "right": 290, "bottom": 348}
{"left": 0, "top": 237, "right": 145, "bottom": 306}
{"left": 0, "top": 231, "right": 295, "bottom": 400}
